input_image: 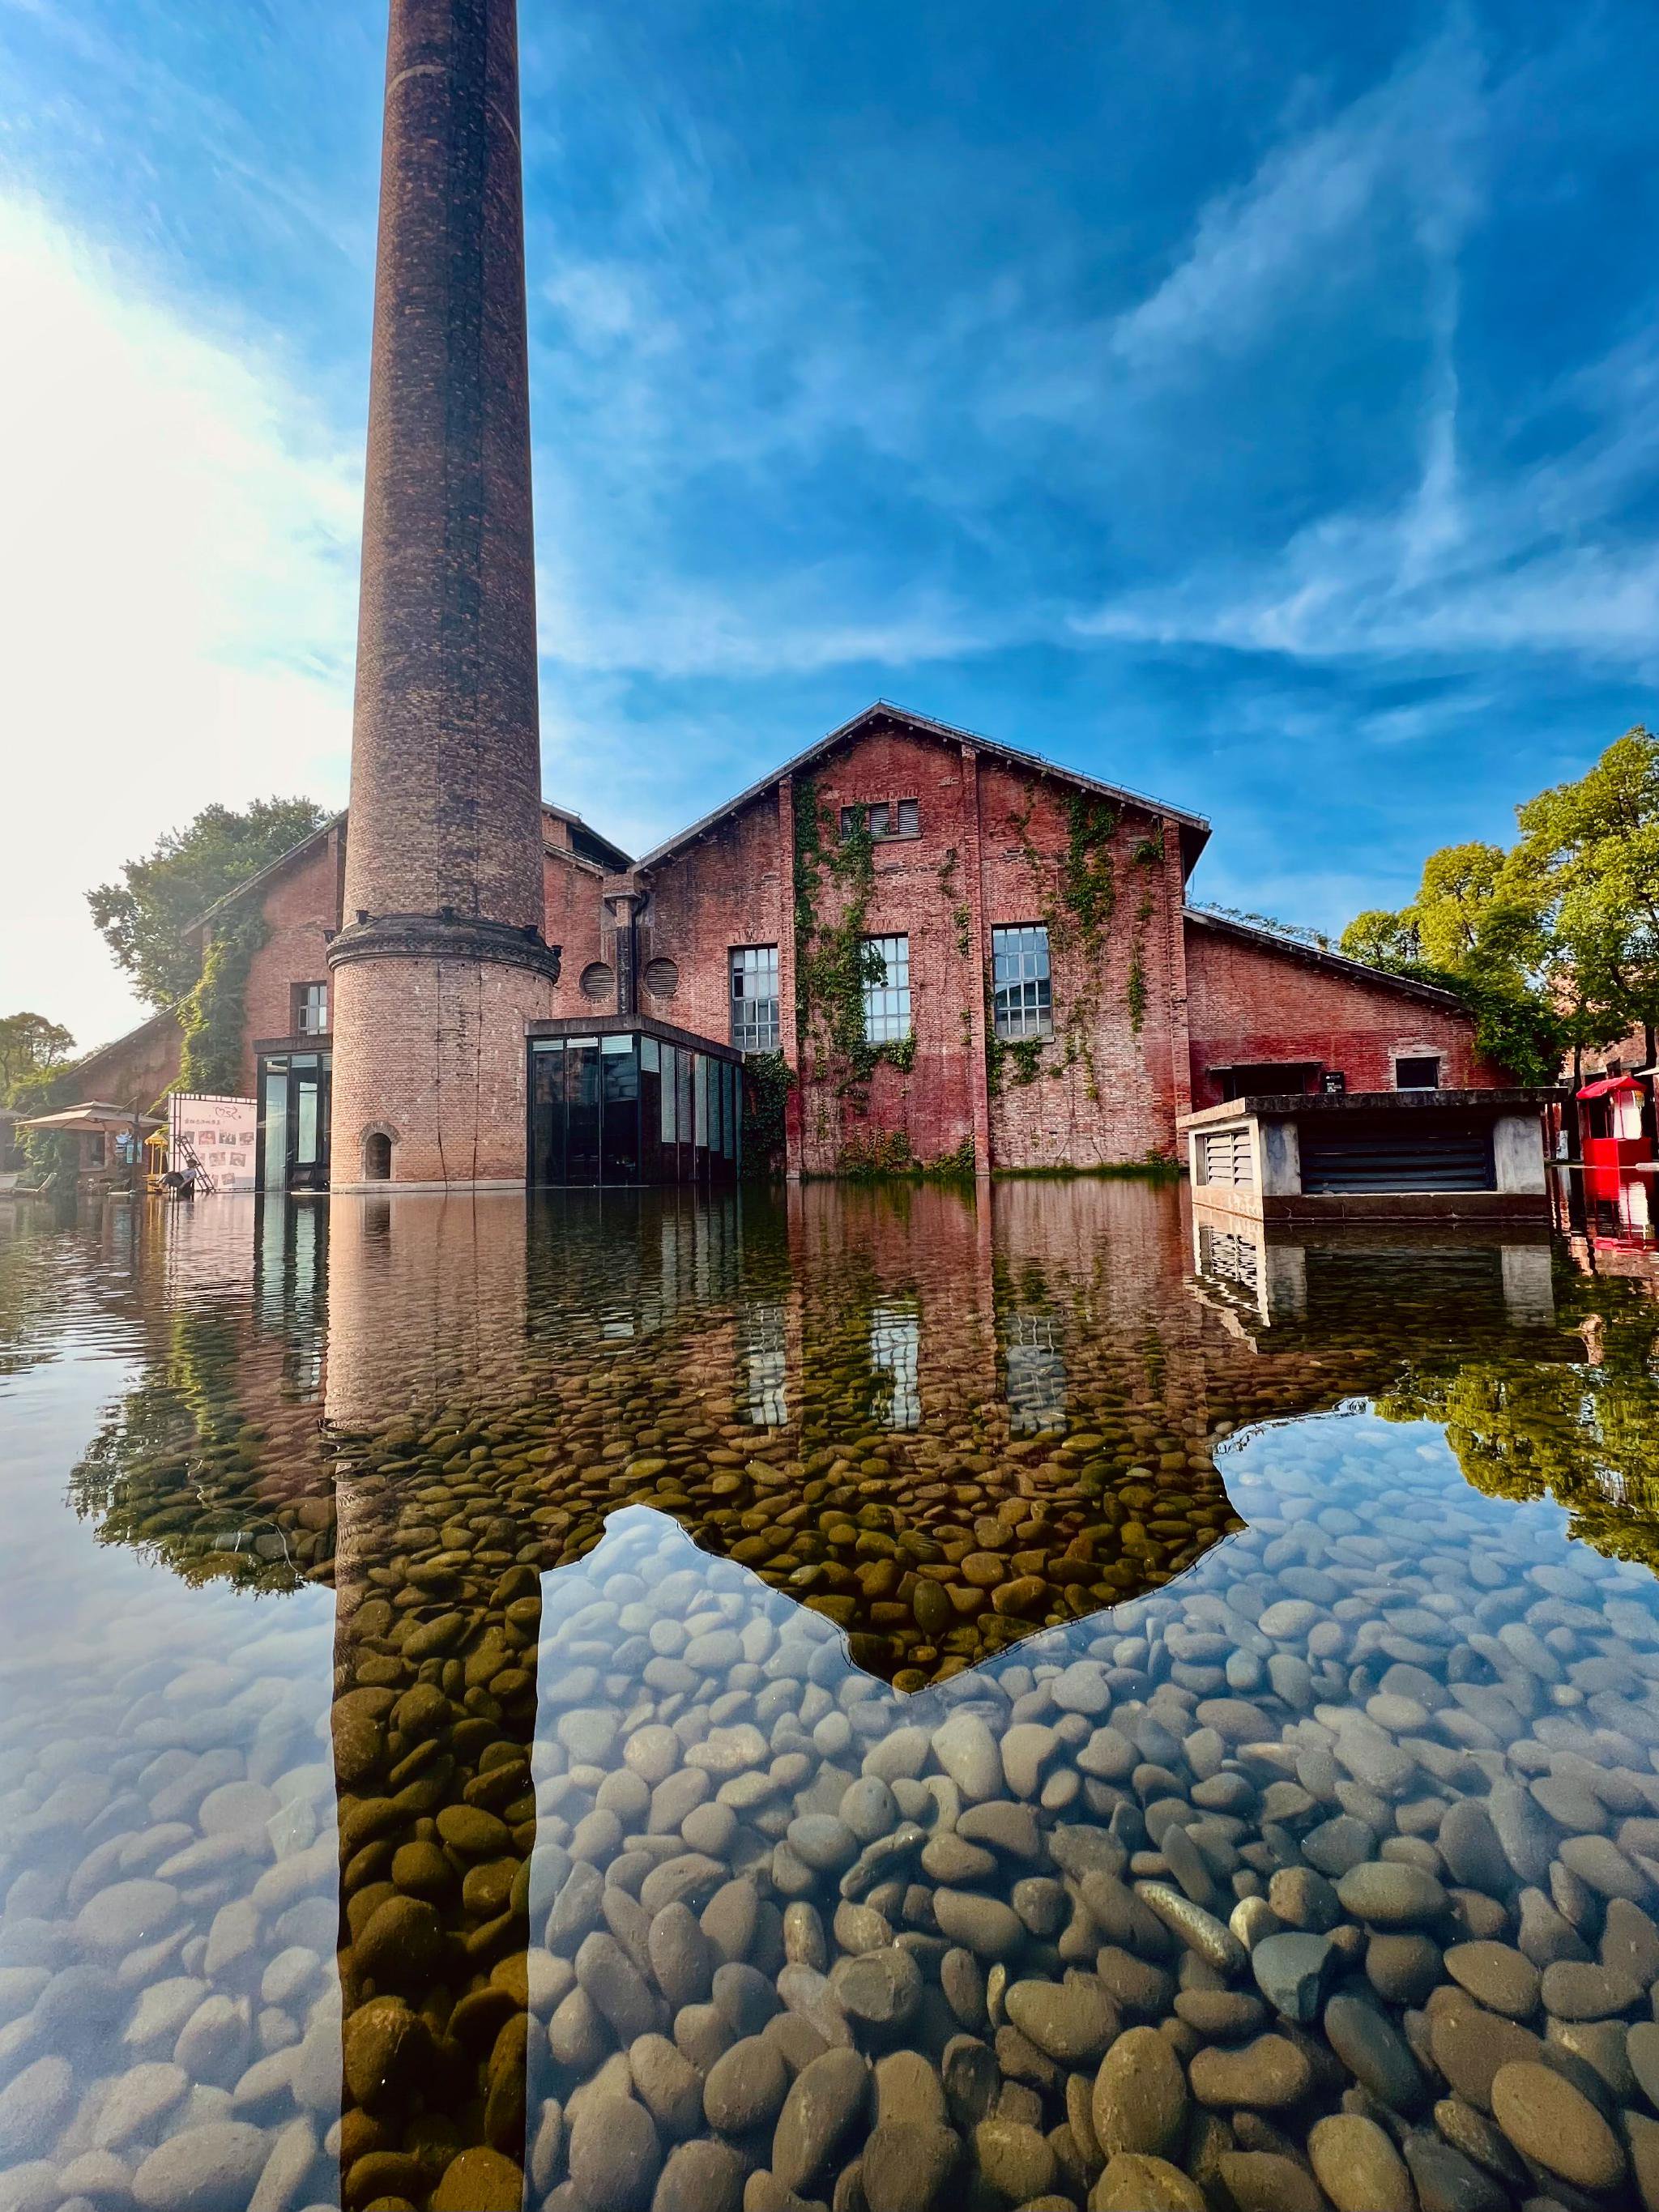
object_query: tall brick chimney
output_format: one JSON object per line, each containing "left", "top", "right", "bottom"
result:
{"left": 327, "top": 0, "right": 557, "bottom": 1187}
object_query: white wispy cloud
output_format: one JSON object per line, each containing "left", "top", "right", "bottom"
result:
{"left": 1111, "top": 36, "right": 1479, "bottom": 373}
{"left": 1071, "top": 328, "right": 1659, "bottom": 671}
{"left": 1063, "top": 23, "right": 1659, "bottom": 680}
{"left": 0, "top": 193, "right": 359, "bottom": 1046}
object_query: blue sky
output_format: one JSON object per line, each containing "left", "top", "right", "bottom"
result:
{"left": 3, "top": 0, "right": 1658, "bottom": 1043}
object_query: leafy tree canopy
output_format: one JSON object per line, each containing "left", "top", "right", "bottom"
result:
{"left": 1334, "top": 732, "right": 1659, "bottom": 1080}
{"left": 87, "top": 797, "right": 328, "bottom": 1009}
{"left": 0, "top": 1012, "right": 75, "bottom": 1102}
{"left": 1511, "top": 727, "right": 1659, "bottom": 1059}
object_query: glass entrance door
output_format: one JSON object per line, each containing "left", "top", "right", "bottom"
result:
{"left": 256, "top": 1053, "right": 331, "bottom": 1191}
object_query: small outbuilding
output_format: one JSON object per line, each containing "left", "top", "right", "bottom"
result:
{"left": 1180, "top": 1085, "right": 1563, "bottom": 1222}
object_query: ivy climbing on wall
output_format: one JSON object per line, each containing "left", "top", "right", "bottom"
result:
{"left": 793, "top": 777, "right": 911, "bottom": 1110}
{"left": 938, "top": 846, "right": 972, "bottom": 958}
{"left": 740, "top": 1050, "right": 794, "bottom": 1175}
{"left": 992, "top": 787, "right": 1163, "bottom": 1093}
{"left": 178, "top": 907, "right": 265, "bottom": 1096}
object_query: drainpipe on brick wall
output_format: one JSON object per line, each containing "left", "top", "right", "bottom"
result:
{"left": 958, "top": 744, "right": 995, "bottom": 1177}
{"left": 777, "top": 776, "right": 804, "bottom": 1180}
{"left": 603, "top": 889, "right": 643, "bottom": 1017}
{"left": 1162, "top": 818, "right": 1193, "bottom": 1146}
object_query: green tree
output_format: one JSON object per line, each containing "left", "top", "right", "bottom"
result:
{"left": 87, "top": 797, "right": 327, "bottom": 1008}
{"left": 0, "top": 1012, "right": 75, "bottom": 1100}
{"left": 1512, "top": 727, "right": 1659, "bottom": 1064}
{"left": 1338, "top": 850, "right": 1566, "bottom": 1085}
{"left": 1339, "top": 909, "right": 1422, "bottom": 968}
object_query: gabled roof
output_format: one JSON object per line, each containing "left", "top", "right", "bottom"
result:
{"left": 186, "top": 798, "right": 633, "bottom": 934}
{"left": 70, "top": 1003, "right": 183, "bottom": 1080}
{"left": 1183, "top": 906, "right": 1467, "bottom": 1010}
{"left": 187, "top": 814, "right": 345, "bottom": 936}
{"left": 634, "top": 701, "right": 1212, "bottom": 876}
{"left": 541, "top": 803, "right": 633, "bottom": 873}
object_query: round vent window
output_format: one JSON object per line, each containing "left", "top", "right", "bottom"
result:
{"left": 578, "top": 961, "right": 616, "bottom": 1001}
{"left": 643, "top": 957, "right": 680, "bottom": 999}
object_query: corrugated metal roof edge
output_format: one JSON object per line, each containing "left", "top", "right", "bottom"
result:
{"left": 1183, "top": 907, "right": 1468, "bottom": 1009}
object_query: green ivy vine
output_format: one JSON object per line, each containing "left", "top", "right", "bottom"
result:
{"left": 740, "top": 1050, "right": 794, "bottom": 1174}
{"left": 938, "top": 846, "right": 972, "bottom": 957}
{"left": 992, "top": 787, "right": 1164, "bottom": 1087}
{"left": 835, "top": 1128, "right": 975, "bottom": 1180}
{"left": 179, "top": 907, "right": 264, "bottom": 1096}
{"left": 793, "top": 776, "right": 912, "bottom": 1109}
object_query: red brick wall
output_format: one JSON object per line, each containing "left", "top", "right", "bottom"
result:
{"left": 637, "top": 790, "right": 790, "bottom": 1046}
{"left": 638, "top": 720, "right": 1195, "bottom": 1173}
{"left": 1183, "top": 918, "right": 1498, "bottom": 1104}
{"left": 237, "top": 825, "right": 347, "bottom": 1090}
{"left": 544, "top": 850, "right": 610, "bottom": 1017}
{"left": 975, "top": 759, "right": 1190, "bottom": 1170}
{"left": 791, "top": 729, "right": 982, "bottom": 1174}
{"left": 330, "top": 955, "right": 548, "bottom": 1186}
{"left": 70, "top": 1014, "right": 183, "bottom": 1116}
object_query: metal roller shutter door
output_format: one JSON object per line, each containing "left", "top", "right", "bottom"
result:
{"left": 1300, "top": 1126, "right": 1495, "bottom": 1194}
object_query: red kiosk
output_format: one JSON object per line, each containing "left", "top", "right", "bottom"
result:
{"left": 1577, "top": 1072, "right": 1648, "bottom": 1196}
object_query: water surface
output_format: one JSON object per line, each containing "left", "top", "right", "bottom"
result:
{"left": 2, "top": 1184, "right": 1659, "bottom": 2212}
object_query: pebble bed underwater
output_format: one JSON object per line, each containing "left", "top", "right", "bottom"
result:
{"left": 3, "top": 1181, "right": 1659, "bottom": 2212}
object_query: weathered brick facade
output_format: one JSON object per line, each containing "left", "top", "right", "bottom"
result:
{"left": 235, "top": 821, "right": 346, "bottom": 1089}
{"left": 66, "top": 705, "right": 1507, "bottom": 1179}
{"left": 629, "top": 713, "right": 1206, "bottom": 1174}
{"left": 1183, "top": 910, "right": 1502, "bottom": 1106}
{"left": 326, "top": 0, "right": 558, "bottom": 1187}
{"left": 64, "top": 1008, "right": 183, "bottom": 1118}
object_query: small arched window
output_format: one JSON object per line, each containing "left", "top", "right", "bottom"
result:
{"left": 365, "top": 1131, "right": 393, "bottom": 1181}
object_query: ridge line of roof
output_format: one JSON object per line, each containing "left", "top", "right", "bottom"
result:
{"left": 634, "top": 700, "right": 1209, "bottom": 872}
{"left": 186, "top": 812, "right": 347, "bottom": 933}
{"left": 1183, "top": 906, "right": 1466, "bottom": 1008}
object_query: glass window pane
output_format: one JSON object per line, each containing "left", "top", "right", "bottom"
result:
{"left": 565, "top": 1043, "right": 601, "bottom": 1183}
{"left": 602, "top": 1043, "right": 640, "bottom": 1180}
{"left": 661, "top": 1046, "right": 679, "bottom": 1144}
{"left": 992, "top": 923, "right": 1053, "bottom": 1040}
{"left": 641, "top": 1034, "right": 660, "bottom": 1072}
{"left": 730, "top": 945, "right": 780, "bottom": 1052}
{"left": 296, "top": 1079, "right": 319, "bottom": 1166}
{"left": 262, "top": 1068, "right": 288, "bottom": 1190}
{"left": 861, "top": 934, "right": 911, "bottom": 1044}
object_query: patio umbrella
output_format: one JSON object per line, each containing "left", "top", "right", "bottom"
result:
{"left": 18, "top": 1103, "right": 164, "bottom": 1133}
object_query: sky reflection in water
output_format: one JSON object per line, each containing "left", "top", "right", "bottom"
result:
{"left": 2, "top": 1185, "right": 1659, "bottom": 2211}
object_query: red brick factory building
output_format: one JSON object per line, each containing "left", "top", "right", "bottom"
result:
{"left": 69, "top": 698, "right": 1507, "bottom": 1189}
{"left": 58, "top": 0, "right": 1515, "bottom": 1192}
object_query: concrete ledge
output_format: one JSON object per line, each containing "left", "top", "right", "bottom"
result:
{"left": 1179, "top": 1085, "right": 1564, "bottom": 1130}
{"left": 328, "top": 1178, "right": 528, "bottom": 1194}
{"left": 1195, "top": 1187, "right": 1551, "bottom": 1225}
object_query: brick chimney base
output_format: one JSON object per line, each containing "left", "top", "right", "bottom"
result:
{"left": 330, "top": 955, "right": 551, "bottom": 1187}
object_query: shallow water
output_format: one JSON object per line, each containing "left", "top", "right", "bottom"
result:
{"left": 3, "top": 1183, "right": 1659, "bottom": 2212}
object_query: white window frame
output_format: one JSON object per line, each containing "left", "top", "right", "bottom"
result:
{"left": 729, "top": 945, "right": 781, "bottom": 1053}
{"left": 862, "top": 934, "right": 911, "bottom": 1042}
{"left": 992, "top": 924, "right": 1053, "bottom": 1041}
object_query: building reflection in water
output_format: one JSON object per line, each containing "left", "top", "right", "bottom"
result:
{"left": 1189, "top": 1198, "right": 1558, "bottom": 1338}
{"left": 45, "top": 1173, "right": 1659, "bottom": 2208}
{"left": 738, "top": 1301, "right": 789, "bottom": 1426}
{"left": 867, "top": 1298, "right": 921, "bottom": 1430}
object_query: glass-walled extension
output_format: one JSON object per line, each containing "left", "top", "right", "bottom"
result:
{"left": 528, "top": 1021, "right": 742, "bottom": 1187}
{"left": 256, "top": 1049, "right": 331, "bottom": 1191}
